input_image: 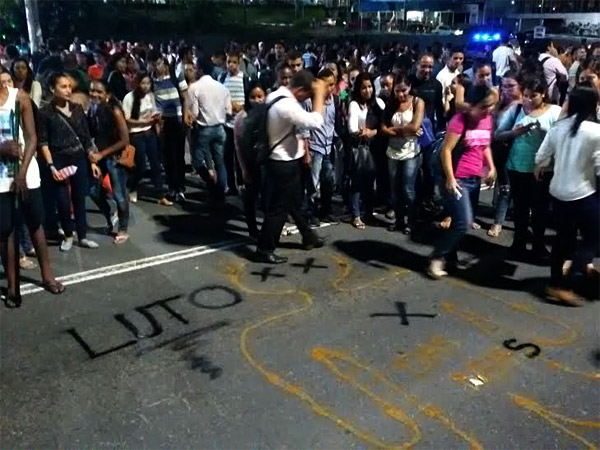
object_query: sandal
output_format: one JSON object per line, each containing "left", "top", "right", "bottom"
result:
{"left": 19, "top": 256, "right": 38, "bottom": 270}
{"left": 487, "top": 224, "right": 502, "bottom": 238}
{"left": 113, "top": 233, "right": 129, "bottom": 245}
{"left": 471, "top": 222, "right": 481, "bottom": 230}
{"left": 352, "top": 217, "right": 366, "bottom": 230}
{"left": 42, "top": 279, "right": 66, "bottom": 295}
{"left": 436, "top": 217, "right": 452, "bottom": 229}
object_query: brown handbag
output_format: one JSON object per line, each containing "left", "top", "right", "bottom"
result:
{"left": 118, "top": 144, "right": 136, "bottom": 169}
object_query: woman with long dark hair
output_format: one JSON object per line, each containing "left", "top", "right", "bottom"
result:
{"left": 38, "top": 72, "right": 102, "bottom": 251}
{"left": 11, "top": 58, "right": 42, "bottom": 107}
{"left": 122, "top": 72, "right": 170, "bottom": 206}
{"left": 105, "top": 53, "right": 129, "bottom": 102}
{"left": 87, "top": 79, "right": 131, "bottom": 244}
{"left": 380, "top": 74, "right": 425, "bottom": 234}
{"left": 535, "top": 85, "right": 600, "bottom": 305}
{"left": 428, "top": 86, "right": 497, "bottom": 278}
{"left": 495, "top": 77, "right": 561, "bottom": 260}
{"left": 488, "top": 70, "right": 523, "bottom": 238}
{"left": 347, "top": 72, "right": 385, "bottom": 229}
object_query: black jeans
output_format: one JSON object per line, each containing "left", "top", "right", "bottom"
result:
{"left": 507, "top": 170, "right": 551, "bottom": 249}
{"left": 224, "top": 126, "right": 242, "bottom": 194}
{"left": 550, "top": 193, "right": 599, "bottom": 287}
{"left": 258, "top": 159, "right": 316, "bottom": 254}
{"left": 45, "top": 153, "right": 89, "bottom": 239}
{"left": 161, "top": 117, "right": 186, "bottom": 193}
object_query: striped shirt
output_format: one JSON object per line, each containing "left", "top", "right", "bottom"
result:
{"left": 223, "top": 71, "right": 245, "bottom": 128}
{"left": 153, "top": 72, "right": 187, "bottom": 118}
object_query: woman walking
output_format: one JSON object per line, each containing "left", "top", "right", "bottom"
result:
{"left": 428, "top": 85, "right": 497, "bottom": 278}
{"left": 87, "top": 79, "right": 131, "bottom": 244}
{"left": 534, "top": 85, "right": 600, "bottom": 305}
{"left": 380, "top": 74, "right": 425, "bottom": 234}
{"left": 38, "top": 73, "right": 102, "bottom": 251}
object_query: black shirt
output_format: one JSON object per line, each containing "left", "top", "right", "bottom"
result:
{"left": 88, "top": 102, "right": 120, "bottom": 158}
{"left": 107, "top": 71, "right": 128, "bottom": 102}
{"left": 38, "top": 102, "right": 95, "bottom": 157}
{"left": 409, "top": 75, "right": 446, "bottom": 133}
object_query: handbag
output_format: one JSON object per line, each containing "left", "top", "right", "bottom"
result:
{"left": 351, "top": 140, "right": 376, "bottom": 176}
{"left": 117, "top": 144, "right": 136, "bottom": 169}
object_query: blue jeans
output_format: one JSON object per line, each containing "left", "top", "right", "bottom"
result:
{"left": 89, "top": 158, "right": 130, "bottom": 231}
{"left": 194, "top": 125, "right": 227, "bottom": 198}
{"left": 432, "top": 177, "right": 481, "bottom": 260}
{"left": 388, "top": 154, "right": 422, "bottom": 228}
{"left": 307, "top": 151, "right": 334, "bottom": 218}
{"left": 129, "top": 131, "right": 163, "bottom": 197}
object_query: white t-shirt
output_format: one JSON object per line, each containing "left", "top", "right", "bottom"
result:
{"left": 0, "top": 87, "right": 40, "bottom": 193}
{"left": 436, "top": 65, "right": 461, "bottom": 101}
{"left": 536, "top": 117, "right": 600, "bottom": 202}
{"left": 492, "top": 45, "right": 517, "bottom": 78}
{"left": 387, "top": 106, "right": 420, "bottom": 161}
{"left": 348, "top": 98, "right": 386, "bottom": 134}
{"left": 122, "top": 91, "right": 157, "bottom": 133}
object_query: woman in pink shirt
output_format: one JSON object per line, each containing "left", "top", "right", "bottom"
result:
{"left": 428, "top": 85, "right": 497, "bottom": 278}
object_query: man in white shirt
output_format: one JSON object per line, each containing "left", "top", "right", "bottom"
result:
{"left": 538, "top": 39, "right": 568, "bottom": 105}
{"left": 492, "top": 38, "right": 518, "bottom": 81}
{"left": 436, "top": 47, "right": 464, "bottom": 103}
{"left": 188, "top": 57, "right": 232, "bottom": 203}
{"left": 256, "top": 70, "right": 328, "bottom": 264}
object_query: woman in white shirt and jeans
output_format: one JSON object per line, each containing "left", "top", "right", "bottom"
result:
{"left": 381, "top": 74, "right": 424, "bottom": 234}
{"left": 535, "top": 84, "right": 600, "bottom": 305}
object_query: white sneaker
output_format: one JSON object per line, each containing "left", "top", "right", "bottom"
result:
{"left": 79, "top": 238, "right": 99, "bottom": 249}
{"left": 129, "top": 191, "right": 138, "bottom": 203}
{"left": 427, "top": 259, "right": 447, "bottom": 279}
{"left": 60, "top": 237, "right": 74, "bottom": 252}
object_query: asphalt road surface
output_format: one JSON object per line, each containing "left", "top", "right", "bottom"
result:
{"left": 1, "top": 182, "right": 599, "bottom": 449}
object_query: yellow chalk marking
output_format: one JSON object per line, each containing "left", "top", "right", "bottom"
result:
{"left": 540, "top": 357, "right": 600, "bottom": 381}
{"left": 312, "top": 347, "right": 483, "bottom": 450}
{"left": 224, "top": 261, "right": 296, "bottom": 295}
{"left": 328, "top": 253, "right": 409, "bottom": 293}
{"left": 451, "top": 347, "right": 517, "bottom": 389}
{"left": 394, "top": 335, "right": 461, "bottom": 377}
{"left": 511, "top": 394, "right": 600, "bottom": 450}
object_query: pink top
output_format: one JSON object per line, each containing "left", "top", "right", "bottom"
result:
{"left": 447, "top": 112, "right": 493, "bottom": 179}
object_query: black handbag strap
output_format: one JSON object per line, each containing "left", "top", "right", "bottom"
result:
{"left": 56, "top": 110, "right": 85, "bottom": 152}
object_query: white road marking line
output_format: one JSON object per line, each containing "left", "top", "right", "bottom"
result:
{"left": 19, "top": 222, "right": 333, "bottom": 296}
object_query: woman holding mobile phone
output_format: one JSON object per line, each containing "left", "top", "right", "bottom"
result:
{"left": 122, "top": 72, "right": 171, "bottom": 206}
{"left": 428, "top": 85, "right": 497, "bottom": 279}
{"left": 495, "top": 77, "right": 562, "bottom": 260}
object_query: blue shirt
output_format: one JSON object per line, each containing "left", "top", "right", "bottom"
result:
{"left": 152, "top": 72, "right": 187, "bottom": 118}
{"left": 302, "top": 97, "right": 336, "bottom": 155}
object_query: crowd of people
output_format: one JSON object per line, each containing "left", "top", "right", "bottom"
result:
{"left": 0, "top": 34, "right": 599, "bottom": 306}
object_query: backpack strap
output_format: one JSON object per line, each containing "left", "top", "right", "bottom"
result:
{"left": 266, "top": 96, "right": 295, "bottom": 153}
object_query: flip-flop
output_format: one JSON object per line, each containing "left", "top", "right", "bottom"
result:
{"left": 42, "top": 280, "right": 66, "bottom": 295}
{"left": 1, "top": 288, "right": 22, "bottom": 308}
{"left": 113, "top": 234, "right": 129, "bottom": 245}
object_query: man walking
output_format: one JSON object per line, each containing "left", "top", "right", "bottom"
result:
{"left": 256, "top": 70, "right": 327, "bottom": 264}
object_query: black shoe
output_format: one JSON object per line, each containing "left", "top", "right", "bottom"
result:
{"left": 302, "top": 236, "right": 326, "bottom": 250}
{"left": 254, "top": 251, "right": 288, "bottom": 264}
{"left": 320, "top": 214, "right": 339, "bottom": 225}
{"left": 175, "top": 192, "right": 187, "bottom": 203}
{"left": 308, "top": 217, "right": 321, "bottom": 228}
{"left": 387, "top": 223, "right": 398, "bottom": 232}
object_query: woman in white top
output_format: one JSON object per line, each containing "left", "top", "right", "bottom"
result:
{"left": 11, "top": 58, "right": 42, "bottom": 108}
{"left": 535, "top": 85, "right": 600, "bottom": 305}
{"left": 380, "top": 74, "right": 424, "bottom": 234}
{"left": 347, "top": 73, "right": 385, "bottom": 229}
{"left": 122, "top": 72, "right": 170, "bottom": 206}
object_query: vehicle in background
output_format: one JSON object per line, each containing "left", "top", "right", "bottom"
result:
{"left": 431, "top": 24, "right": 463, "bottom": 36}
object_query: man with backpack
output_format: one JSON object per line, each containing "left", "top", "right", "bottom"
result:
{"left": 537, "top": 39, "right": 568, "bottom": 105}
{"left": 254, "top": 70, "right": 328, "bottom": 264}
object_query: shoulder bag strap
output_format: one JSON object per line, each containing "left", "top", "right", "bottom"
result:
{"left": 56, "top": 110, "right": 85, "bottom": 152}
{"left": 266, "top": 96, "right": 295, "bottom": 152}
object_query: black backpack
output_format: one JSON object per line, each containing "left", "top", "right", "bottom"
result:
{"left": 240, "top": 96, "right": 291, "bottom": 168}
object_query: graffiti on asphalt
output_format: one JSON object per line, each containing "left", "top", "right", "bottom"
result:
{"left": 250, "top": 267, "right": 286, "bottom": 282}
{"left": 370, "top": 301, "right": 437, "bottom": 326}
{"left": 290, "top": 257, "right": 328, "bottom": 274}
{"left": 503, "top": 338, "right": 542, "bottom": 359}
{"left": 65, "top": 286, "right": 241, "bottom": 364}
